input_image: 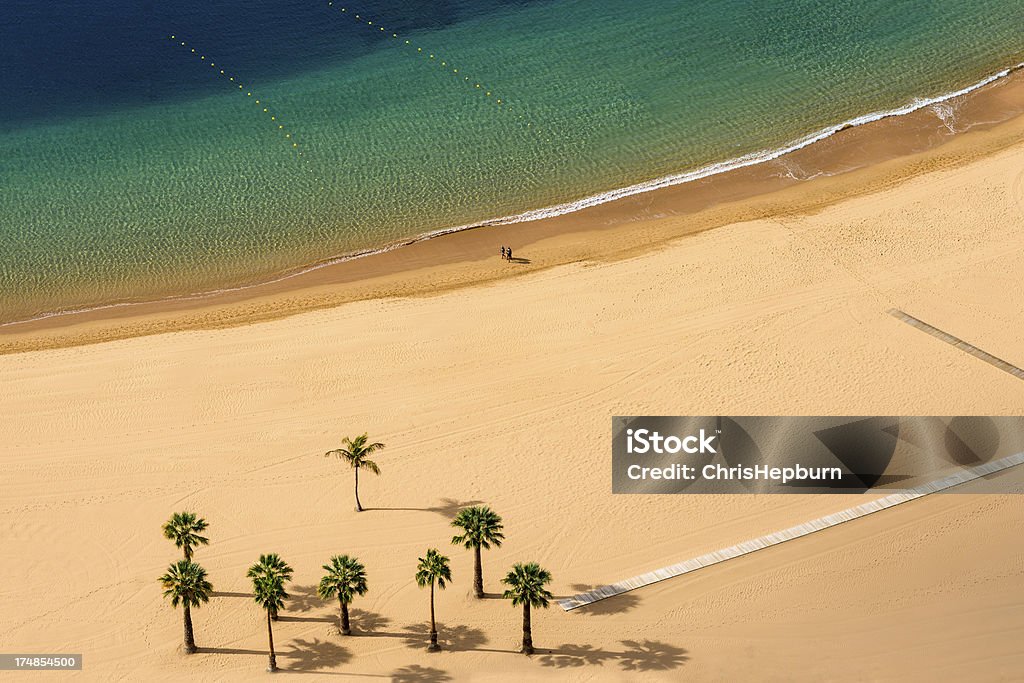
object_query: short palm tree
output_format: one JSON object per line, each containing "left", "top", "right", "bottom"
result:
{"left": 159, "top": 559, "right": 213, "bottom": 654}
{"left": 252, "top": 572, "right": 289, "bottom": 673}
{"left": 247, "top": 554, "right": 293, "bottom": 621}
{"left": 162, "top": 512, "right": 209, "bottom": 561}
{"left": 325, "top": 433, "right": 384, "bottom": 512}
{"left": 501, "top": 562, "right": 553, "bottom": 655}
{"left": 415, "top": 548, "right": 452, "bottom": 652}
{"left": 451, "top": 506, "right": 504, "bottom": 599}
{"left": 317, "top": 555, "right": 368, "bottom": 635}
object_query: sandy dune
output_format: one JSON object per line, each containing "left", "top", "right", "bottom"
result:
{"left": 2, "top": 128, "right": 1024, "bottom": 680}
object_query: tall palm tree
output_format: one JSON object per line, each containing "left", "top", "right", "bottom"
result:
{"left": 162, "top": 512, "right": 209, "bottom": 561}
{"left": 325, "top": 433, "right": 384, "bottom": 512}
{"left": 501, "top": 562, "right": 553, "bottom": 655}
{"left": 159, "top": 559, "right": 213, "bottom": 654}
{"left": 450, "top": 506, "right": 504, "bottom": 599}
{"left": 415, "top": 548, "right": 452, "bottom": 652}
{"left": 317, "top": 555, "right": 369, "bottom": 635}
{"left": 252, "top": 572, "right": 289, "bottom": 673}
{"left": 247, "top": 554, "right": 293, "bottom": 621}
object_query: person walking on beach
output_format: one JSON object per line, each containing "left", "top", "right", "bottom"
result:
{"left": 507, "top": 247, "right": 513, "bottom": 262}
{"left": 500, "top": 246, "right": 507, "bottom": 260}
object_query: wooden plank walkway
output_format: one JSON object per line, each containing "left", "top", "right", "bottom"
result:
{"left": 889, "top": 309, "right": 1024, "bottom": 381}
{"left": 559, "top": 451, "right": 1024, "bottom": 611}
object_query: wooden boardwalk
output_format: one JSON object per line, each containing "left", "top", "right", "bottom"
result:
{"left": 558, "top": 451, "right": 1024, "bottom": 611}
{"left": 889, "top": 309, "right": 1024, "bottom": 380}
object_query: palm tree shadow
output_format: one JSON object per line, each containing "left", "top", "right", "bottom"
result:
{"left": 278, "top": 615, "right": 334, "bottom": 624}
{"left": 281, "top": 637, "right": 351, "bottom": 673}
{"left": 349, "top": 609, "right": 393, "bottom": 635}
{"left": 366, "top": 498, "right": 486, "bottom": 519}
{"left": 196, "top": 646, "right": 264, "bottom": 655}
{"left": 401, "top": 622, "right": 488, "bottom": 652}
{"left": 537, "top": 640, "right": 689, "bottom": 671}
{"left": 285, "top": 584, "right": 323, "bottom": 613}
{"left": 564, "top": 584, "right": 641, "bottom": 616}
{"left": 390, "top": 665, "right": 453, "bottom": 682}
{"left": 427, "top": 498, "right": 486, "bottom": 518}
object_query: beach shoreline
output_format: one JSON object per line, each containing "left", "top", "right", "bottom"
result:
{"left": 3, "top": 66, "right": 1024, "bottom": 353}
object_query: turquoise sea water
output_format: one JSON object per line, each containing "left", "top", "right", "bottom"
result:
{"left": 1, "top": 0, "right": 1022, "bottom": 321}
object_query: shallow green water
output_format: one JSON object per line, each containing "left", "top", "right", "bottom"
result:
{"left": 1, "top": 0, "right": 1022, "bottom": 321}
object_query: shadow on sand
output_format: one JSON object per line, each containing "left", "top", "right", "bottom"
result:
{"left": 390, "top": 665, "right": 453, "bottom": 682}
{"left": 210, "top": 591, "right": 250, "bottom": 598}
{"left": 196, "top": 646, "right": 265, "bottom": 655}
{"left": 364, "top": 498, "right": 486, "bottom": 518}
{"left": 279, "top": 637, "right": 352, "bottom": 674}
{"left": 284, "top": 584, "right": 324, "bottom": 613}
{"left": 558, "top": 584, "right": 641, "bottom": 616}
{"left": 347, "top": 609, "right": 396, "bottom": 636}
{"left": 278, "top": 615, "right": 334, "bottom": 624}
{"left": 537, "top": 640, "right": 689, "bottom": 671}
{"left": 400, "top": 622, "right": 490, "bottom": 652}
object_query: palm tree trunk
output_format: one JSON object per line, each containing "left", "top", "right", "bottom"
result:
{"left": 340, "top": 599, "right": 351, "bottom": 635}
{"left": 184, "top": 546, "right": 191, "bottom": 562}
{"left": 521, "top": 602, "right": 534, "bottom": 655}
{"left": 354, "top": 465, "right": 362, "bottom": 512}
{"left": 427, "top": 582, "right": 440, "bottom": 651}
{"left": 266, "top": 609, "right": 277, "bottom": 672}
{"left": 473, "top": 545, "right": 484, "bottom": 599}
{"left": 183, "top": 602, "right": 197, "bottom": 654}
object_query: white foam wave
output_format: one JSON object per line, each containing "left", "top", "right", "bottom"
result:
{"left": 4, "top": 61, "right": 1022, "bottom": 330}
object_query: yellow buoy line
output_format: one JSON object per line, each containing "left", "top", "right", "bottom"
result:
{"left": 326, "top": 2, "right": 530, "bottom": 125}
{"left": 167, "top": 35, "right": 320, "bottom": 179}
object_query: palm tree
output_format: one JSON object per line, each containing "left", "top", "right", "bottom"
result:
{"left": 325, "top": 433, "right": 384, "bottom": 512}
{"left": 252, "top": 572, "right": 289, "bottom": 672}
{"left": 247, "top": 554, "right": 293, "bottom": 621}
{"left": 317, "top": 555, "right": 369, "bottom": 635}
{"left": 159, "top": 559, "right": 213, "bottom": 654}
{"left": 162, "top": 512, "right": 209, "bottom": 561}
{"left": 451, "top": 506, "right": 504, "bottom": 599}
{"left": 415, "top": 548, "right": 452, "bottom": 652}
{"left": 501, "top": 562, "right": 553, "bottom": 655}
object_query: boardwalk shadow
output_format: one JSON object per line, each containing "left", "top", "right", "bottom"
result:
{"left": 390, "top": 665, "right": 453, "bottom": 682}
{"left": 538, "top": 640, "right": 688, "bottom": 672}
{"left": 210, "top": 591, "right": 250, "bottom": 598}
{"left": 565, "top": 584, "right": 641, "bottom": 616}
{"left": 401, "top": 622, "right": 488, "bottom": 652}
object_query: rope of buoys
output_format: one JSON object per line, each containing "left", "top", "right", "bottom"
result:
{"left": 168, "top": 35, "right": 323, "bottom": 182}
{"left": 326, "top": 2, "right": 530, "bottom": 126}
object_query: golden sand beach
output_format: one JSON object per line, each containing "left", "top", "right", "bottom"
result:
{"left": 1, "top": 79, "right": 1023, "bottom": 680}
